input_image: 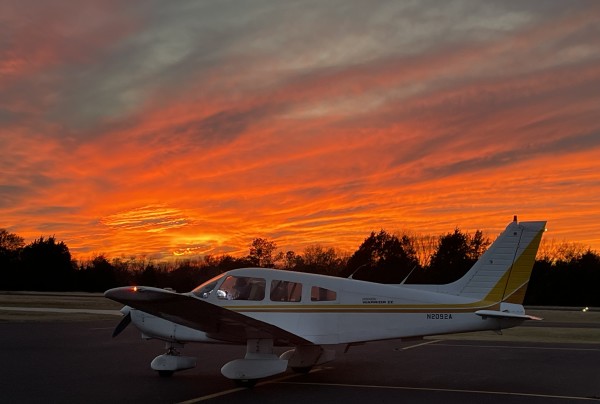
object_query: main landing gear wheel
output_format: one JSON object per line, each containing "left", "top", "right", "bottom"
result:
{"left": 234, "top": 379, "right": 257, "bottom": 388}
{"left": 291, "top": 366, "right": 313, "bottom": 374}
{"left": 158, "top": 370, "right": 174, "bottom": 378}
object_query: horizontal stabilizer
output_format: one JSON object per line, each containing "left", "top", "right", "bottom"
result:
{"left": 475, "top": 310, "right": 542, "bottom": 321}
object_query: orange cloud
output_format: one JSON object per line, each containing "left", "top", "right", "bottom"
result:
{"left": 1, "top": 1, "right": 599, "bottom": 261}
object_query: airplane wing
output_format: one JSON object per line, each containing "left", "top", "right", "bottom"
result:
{"left": 105, "top": 286, "right": 312, "bottom": 345}
{"left": 475, "top": 310, "right": 542, "bottom": 321}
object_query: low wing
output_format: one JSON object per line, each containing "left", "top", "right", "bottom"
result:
{"left": 105, "top": 286, "right": 311, "bottom": 345}
{"left": 475, "top": 310, "right": 542, "bottom": 321}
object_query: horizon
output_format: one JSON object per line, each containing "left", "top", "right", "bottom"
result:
{"left": 2, "top": 1, "right": 599, "bottom": 260}
{"left": 5, "top": 220, "right": 593, "bottom": 265}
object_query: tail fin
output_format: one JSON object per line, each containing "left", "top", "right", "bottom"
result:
{"left": 433, "top": 218, "right": 546, "bottom": 304}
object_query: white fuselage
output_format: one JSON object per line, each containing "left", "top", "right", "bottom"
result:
{"left": 217, "top": 270, "right": 513, "bottom": 344}
{"left": 134, "top": 268, "right": 521, "bottom": 345}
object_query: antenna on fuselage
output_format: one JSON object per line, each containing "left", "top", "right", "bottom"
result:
{"left": 348, "top": 264, "right": 368, "bottom": 279}
{"left": 400, "top": 265, "right": 418, "bottom": 285}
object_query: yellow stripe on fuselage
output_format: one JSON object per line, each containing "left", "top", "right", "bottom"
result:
{"left": 223, "top": 301, "right": 501, "bottom": 314}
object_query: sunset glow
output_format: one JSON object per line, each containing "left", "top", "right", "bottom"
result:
{"left": 1, "top": 1, "right": 599, "bottom": 260}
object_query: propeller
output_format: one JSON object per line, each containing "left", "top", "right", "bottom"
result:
{"left": 112, "top": 306, "right": 132, "bottom": 338}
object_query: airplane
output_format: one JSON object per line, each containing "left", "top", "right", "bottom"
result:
{"left": 105, "top": 217, "right": 546, "bottom": 386}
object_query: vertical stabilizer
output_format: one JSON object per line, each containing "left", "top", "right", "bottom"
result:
{"left": 442, "top": 219, "right": 546, "bottom": 303}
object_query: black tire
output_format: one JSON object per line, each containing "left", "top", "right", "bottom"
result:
{"left": 234, "top": 379, "right": 257, "bottom": 388}
{"left": 291, "top": 366, "right": 313, "bottom": 374}
{"left": 158, "top": 370, "right": 174, "bottom": 378}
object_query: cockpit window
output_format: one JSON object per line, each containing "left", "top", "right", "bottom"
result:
{"left": 217, "top": 276, "right": 265, "bottom": 301}
{"left": 190, "top": 274, "right": 224, "bottom": 299}
{"left": 270, "top": 280, "right": 302, "bottom": 302}
{"left": 311, "top": 286, "right": 337, "bottom": 301}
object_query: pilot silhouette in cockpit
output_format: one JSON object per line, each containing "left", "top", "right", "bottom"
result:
{"left": 234, "top": 277, "right": 252, "bottom": 300}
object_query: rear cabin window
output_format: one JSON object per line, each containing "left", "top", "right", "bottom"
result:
{"left": 311, "top": 286, "right": 337, "bottom": 301}
{"left": 217, "top": 276, "right": 265, "bottom": 301}
{"left": 270, "top": 280, "right": 302, "bottom": 302}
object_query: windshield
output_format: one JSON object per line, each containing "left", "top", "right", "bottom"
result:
{"left": 190, "top": 274, "right": 225, "bottom": 298}
{"left": 216, "top": 276, "right": 266, "bottom": 301}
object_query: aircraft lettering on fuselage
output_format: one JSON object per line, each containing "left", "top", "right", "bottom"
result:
{"left": 426, "top": 313, "right": 453, "bottom": 320}
{"left": 362, "top": 297, "right": 394, "bottom": 304}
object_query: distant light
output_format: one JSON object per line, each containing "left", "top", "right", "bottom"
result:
{"left": 582, "top": 307, "right": 589, "bottom": 312}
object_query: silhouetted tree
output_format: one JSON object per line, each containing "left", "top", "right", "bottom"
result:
{"left": 75, "top": 255, "right": 119, "bottom": 292}
{"left": 204, "top": 254, "right": 254, "bottom": 274}
{"left": 20, "top": 236, "right": 74, "bottom": 291}
{"left": 343, "top": 230, "right": 421, "bottom": 283}
{"left": 296, "top": 245, "right": 346, "bottom": 275}
{"left": 410, "top": 232, "right": 438, "bottom": 268}
{"left": 0, "top": 229, "right": 25, "bottom": 251}
{"left": 409, "top": 228, "right": 490, "bottom": 284}
{"left": 0, "top": 229, "right": 25, "bottom": 290}
{"left": 248, "top": 238, "right": 277, "bottom": 267}
{"left": 538, "top": 239, "right": 588, "bottom": 263}
{"left": 282, "top": 250, "right": 303, "bottom": 270}
{"left": 135, "top": 263, "right": 164, "bottom": 287}
{"left": 526, "top": 249, "right": 600, "bottom": 306}
{"left": 469, "top": 230, "right": 491, "bottom": 260}
{"left": 165, "top": 261, "right": 205, "bottom": 292}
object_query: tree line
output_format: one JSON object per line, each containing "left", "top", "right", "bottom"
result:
{"left": 1, "top": 228, "right": 598, "bottom": 306}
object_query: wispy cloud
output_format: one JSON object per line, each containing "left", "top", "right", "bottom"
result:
{"left": 100, "top": 205, "right": 189, "bottom": 233}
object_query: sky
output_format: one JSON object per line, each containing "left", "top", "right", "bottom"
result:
{"left": 1, "top": 0, "right": 599, "bottom": 261}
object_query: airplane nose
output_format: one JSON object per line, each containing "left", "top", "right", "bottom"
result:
{"left": 105, "top": 286, "right": 140, "bottom": 301}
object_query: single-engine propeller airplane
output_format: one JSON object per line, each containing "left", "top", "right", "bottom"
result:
{"left": 105, "top": 217, "right": 546, "bottom": 386}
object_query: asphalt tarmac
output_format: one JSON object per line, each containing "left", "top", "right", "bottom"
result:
{"left": 1, "top": 319, "right": 599, "bottom": 403}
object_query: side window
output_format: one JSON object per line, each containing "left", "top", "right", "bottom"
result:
{"left": 311, "top": 286, "right": 337, "bottom": 301}
{"left": 217, "top": 276, "right": 265, "bottom": 301}
{"left": 270, "top": 280, "right": 302, "bottom": 302}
